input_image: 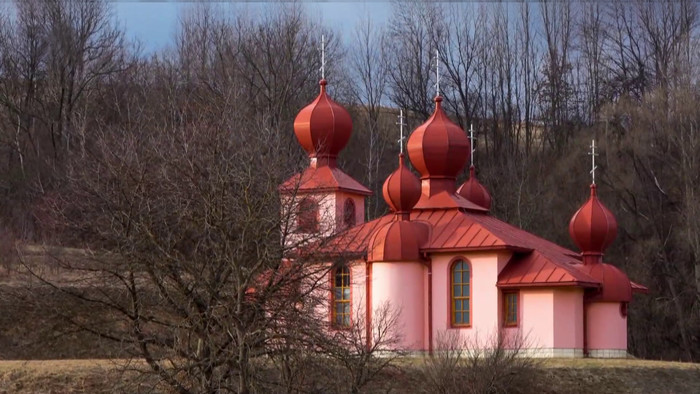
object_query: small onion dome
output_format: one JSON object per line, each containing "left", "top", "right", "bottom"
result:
{"left": 367, "top": 220, "right": 429, "bottom": 263}
{"left": 293, "top": 79, "right": 352, "bottom": 165}
{"left": 569, "top": 184, "right": 618, "bottom": 263}
{"left": 457, "top": 166, "right": 492, "bottom": 210}
{"left": 382, "top": 154, "right": 421, "bottom": 217}
{"left": 407, "top": 96, "right": 469, "bottom": 180}
{"left": 582, "top": 263, "right": 633, "bottom": 302}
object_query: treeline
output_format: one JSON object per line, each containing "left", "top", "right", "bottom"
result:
{"left": 0, "top": 0, "right": 698, "bottom": 361}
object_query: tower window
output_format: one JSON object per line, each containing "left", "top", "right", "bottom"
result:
{"left": 332, "top": 265, "right": 351, "bottom": 327}
{"left": 343, "top": 198, "right": 356, "bottom": 228}
{"left": 297, "top": 198, "right": 319, "bottom": 233}
{"left": 503, "top": 291, "right": 519, "bottom": 327}
{"left": 451, "top": 259, "right": 471, "bottom": 326}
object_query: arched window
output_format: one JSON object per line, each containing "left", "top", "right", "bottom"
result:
{"left": 297, "top": 198, "right": 319, "bottom": 233}
{"left": 343, "top": 198, "right": 356, "bottom": 228}
{"left": 332, "top": 265, "right": 351, "bottom": 327}
{"left": 451, "top": 259, "right": 471, "bottom": 326}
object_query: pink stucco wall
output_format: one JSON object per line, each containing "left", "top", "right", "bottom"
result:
{"left": 430, "top": 251, "right": 511, "bottom": 347}
{"left": 371, "top": 261, "right": 425, "bottom": 350}
{"left": 520, "top": 289, "right": 555, "bottom": 348}
{"left": 519, "top": 288, "right": 584, "bottom": 350}
{"left": 587, "top": 302, "right": 627, "bottom": 350}
{"left": 553, "top": 289, "right": 584, "bottom": 349}
{"left": 282, "top": 190, "right": 366, "bottom": 245}
{"left": 334, "top": 192, "right": 365, "bottom": 230}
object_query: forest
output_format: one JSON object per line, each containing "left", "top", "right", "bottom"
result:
{"left": 0, "top": 0, "right": 698, "bottom": 391}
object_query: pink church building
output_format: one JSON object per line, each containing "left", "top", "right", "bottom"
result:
{"left": 280, "top": 77, "right": 647, "bottom": 358}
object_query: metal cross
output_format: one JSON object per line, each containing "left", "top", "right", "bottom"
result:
{"left": 435, "top": 49, "right": 440, "bottom": 97}
{"left": 469, "top": 123, "right": 476, "bottom": 167}
{"left": 589, "top": 139, "right": 598, "bottom": 185}
{"left": 320, "top": 35, "right": 326, "bottom": 80}
{"left": 397, "top": 109, "right": 407, "bottom": 154}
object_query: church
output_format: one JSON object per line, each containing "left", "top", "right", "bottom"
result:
{"left": 279, "top": 74, "right": 647, "bottom": 358}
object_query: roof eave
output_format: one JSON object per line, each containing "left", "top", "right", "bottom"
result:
{"left": 496, "top": 281, "right": 600, "bottom": 289}
{"left": 420, "top": 245, "right": 532, "bottom": 254}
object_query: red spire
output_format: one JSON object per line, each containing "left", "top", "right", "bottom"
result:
{"left": 569, "top": 184, "right": 618, "bottom": 264}
{"left": 457, "top": 165, "right": 492, "bottom": 210}
{"left": 293, "top": 79, "right": 353, "bottom": 168}
{"left": 382, "top": 154, "right": 420, "bottom": 219}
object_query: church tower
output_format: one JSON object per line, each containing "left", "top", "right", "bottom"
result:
{"left": 279, "top": 76, "right": 371, "bottom": 241}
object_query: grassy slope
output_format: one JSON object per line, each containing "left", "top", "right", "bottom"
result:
{"left": 0, "top": 358, "right": 698, "bottom": 393}
{"left": 541, "top": 359, "right": 700, "bottom": 394}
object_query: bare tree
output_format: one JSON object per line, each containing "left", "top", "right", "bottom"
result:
{"left": 349, "top": 15, "right": 391, "bottom": 219}
{"left": 418, "top": 329, "right": 542, "bottom": 394}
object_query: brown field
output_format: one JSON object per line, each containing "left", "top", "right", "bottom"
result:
{"left": 0, "top": 358, "right": 698, "bottom": 393}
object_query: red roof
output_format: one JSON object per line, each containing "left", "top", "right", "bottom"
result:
{"left": 280, "top": 165, "right": 372, "bottom": 195}
{"left": 324, "top": 207, "right": 637, "bottom": 289}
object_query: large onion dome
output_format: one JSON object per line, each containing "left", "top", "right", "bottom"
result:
{"left": 406, "top": 96, "right": 470, "bottom": 180}
{"left": 293, "top": 79, "right": 352, "bottom": 167}
{"left": 569, "top": 184, "right": 618, "bottom": 264}
{"left": 457, "top": 166, "right": 492, "bottom": 210}
{"left": 382, "top": 154, "right": 421, "bottom": 218}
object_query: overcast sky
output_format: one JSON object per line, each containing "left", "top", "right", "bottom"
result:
{"left": 112, "top": 1, "right": 392, "bottom": 53}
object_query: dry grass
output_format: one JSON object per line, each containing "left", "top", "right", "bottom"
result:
{"left": 0, "top": 359, "right": 158, "bottom": 394}
{"left": 0, "top": 358, "right": 698, "bottom": 393}
{"left": 540, "top": 358, "right": 700, "bottom": 394}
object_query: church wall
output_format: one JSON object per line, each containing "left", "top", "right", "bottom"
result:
{"left": 520, "top": 289, "right": 555, "bottom": 349}
{"left": 317, "top": 193, "right": 338, "bottom": 237}
{"left": 587, "top": 302, "right": 627, "bottom": 354}
{"left": 371, "top": 261, "right": 425, "bottom": 350}
{"left": 553, "top": 288, "right": 584, "bottom": 349}
{"left": 334, "top": 192, "right": 365, "bottom": 230}
{"left": 430, "top": 251, "right": 509, "bottom": 347}
{"left": 350, "top": 261, "right": 367, "bottom": 323}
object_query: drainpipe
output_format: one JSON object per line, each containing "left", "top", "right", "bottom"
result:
{"left": 423, "top": 253, "right": 433, "bottom": 354}
{"left": 365, "top": 257, "right": 372, "bottom": 351}
{"left": 583, "top": 295, "right": 589, "bottom": 358}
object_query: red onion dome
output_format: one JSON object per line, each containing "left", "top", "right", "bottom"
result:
{"left": 582, "top": 263, "right": 633, "bottom": 302}
{"left": 406, "top": 97, "right": 470, "bottom": 179}
{"left": 293, "top": 80, "right": 352, "bottom": 165}
{"left": 382, "top": 154, "right": 421, "bottom": 216}
{"left": 569, "top": 184, "right": 618, "bottom": 261}
{"left": 457, "top": 166, "right": 492, "bottom": 210}
{"left": 367, "top": 220, "right": 428, "bottom": 262}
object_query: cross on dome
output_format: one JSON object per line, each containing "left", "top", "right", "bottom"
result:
{"left": 469, "top": 124, "right": 476, "bottom": 167}
{"left": 589, "top": 139, "right": 598, "bottom": 185}
{"left": 397, "top": 109, "right": 407, "bottom": 154}
{"left": 435, "top": 49, "right": 440, "bottom": 97}
{"left": 320, "top": 35, "right": 326, "bottom": 80}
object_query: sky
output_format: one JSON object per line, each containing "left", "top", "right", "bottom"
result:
{"left": 112, "top": 1, "right": 393, "bottom": 54}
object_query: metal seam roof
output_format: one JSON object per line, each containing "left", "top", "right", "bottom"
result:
{"left": 322, "top": 207, "right": 614, "bottom": 287}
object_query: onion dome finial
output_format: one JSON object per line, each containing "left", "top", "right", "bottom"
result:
{"left": 293, "top": 79, "right": 353, "bottom": 168}
{"left": 457, "top": 166, "right": 492, "bottom": 210}
{"left": 569, "top": 184, "right": 618, "bottom": 264}
{"left": 406, "top": 97, "right": 470, "bottom": 184}
{"left": 383, "top": 154, "right": 421, "bottom": 220}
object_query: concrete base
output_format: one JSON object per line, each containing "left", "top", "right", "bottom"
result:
{"left": 588, "top": 349, "right": 629, "bottom": 358}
